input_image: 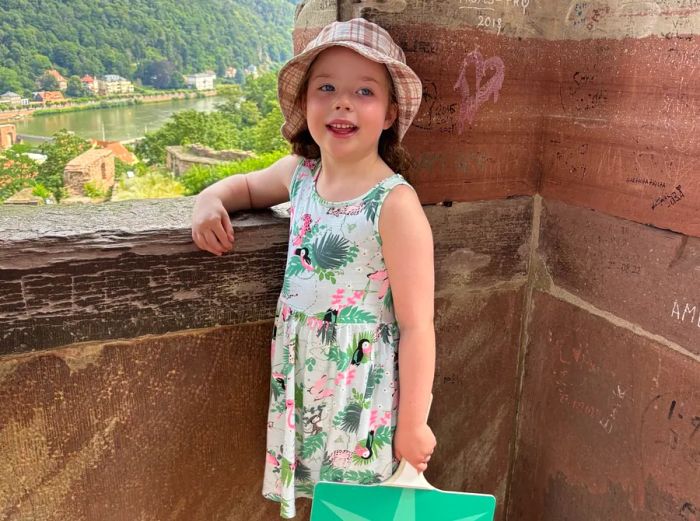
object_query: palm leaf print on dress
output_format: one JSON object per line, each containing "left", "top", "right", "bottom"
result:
{"left": 362, "top": 185, "right": 386, "bottom": 222}
{"left": 333, "top": 401, "right": 363, "bottom": 433}
{"left": 311, "top": 233, "right": 352, "bottom": 270}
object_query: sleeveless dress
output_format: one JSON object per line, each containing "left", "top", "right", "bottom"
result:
{"left": 262, "top": 157, "right": 413, "bottom": 518}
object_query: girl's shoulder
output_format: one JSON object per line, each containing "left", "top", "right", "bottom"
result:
{"left": 289, "top": 155, "right": 320, "bottom": 199}
{"left": 379, "top": 178, "right": 422, "bottom": 221}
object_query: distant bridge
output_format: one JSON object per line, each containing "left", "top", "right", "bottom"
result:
{"left": 17, "top": 133, "right": 53, "bottom": 143}
{"left": 18, "top": 133, "right": 142, "bottom": 145}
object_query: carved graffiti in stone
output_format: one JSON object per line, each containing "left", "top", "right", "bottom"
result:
{"left": 453, "top": 49, "right": 505, "bottom": 132}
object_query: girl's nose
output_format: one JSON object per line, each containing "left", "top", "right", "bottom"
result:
{"left": 335, "top": 94, "right": 352, "bottom": 110}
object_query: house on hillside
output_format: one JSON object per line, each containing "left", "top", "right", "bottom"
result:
{"left": 184, "top": 72, "right": 216, "bottom": 91}
{"left": 0, "top": 92, "right": 28, "bottom": 106}
{"left": 0, "top": 92, "right": 21, "bottom": 106}
{"left": 81, "top": 75, "right": 97, "bottom": 94}
{"left": 45, "top": 69, "right": 68, "bottom": 90}
{"left": 224, "top": 67, "right": 237, "bottom": 79}
{"left": 34, "top": 91, "right": 65, "bottom": 103}
{"left": 244, "top": 64, "right": 259, "bottom": 78}
{"left": 96, "top": 75, "right": 134, "bottom": 96}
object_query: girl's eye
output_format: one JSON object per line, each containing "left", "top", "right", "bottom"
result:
{"left": 358, "top": 88, "right": 373, "bottom": 96}
{"left": 319, "top": 84, "right": 334, "bottom": 92}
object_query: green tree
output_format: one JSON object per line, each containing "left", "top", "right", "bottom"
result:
{"left": 36, "top": 130, "right": 92, "bottom": 201}
{"left": 134, "top": 110, "right": 239, "bottom": 164}
{"left": 242, "top": 71, "right": 280, "bottom": 116}
{"left": 250, "top": 105, "right": 288, "bottom": 154}
{"left": 29, "top": 54, "right": 52, "bottom": 78}
{"left": 179, "top": 149, "right": 288, "bottom": 195}
{"left": 0, "top": 147, "right": 39, "bottom": 202}
{"left": 38, "top": 72, "right": 59, "bottom": 91}
{"left": 0, "top": 67, "right": 24, "bottom": 94}
{"left": 136, "top": 60, "right": 183, "bottom": 89}
{"left": 0, "top": 0, "right": 294, "bottom": 91}
{"left": 66, "top": 75, "right": 89, "bottom": 97}
{"left": 112, "top": 170, "right": 185, "bottom": 201}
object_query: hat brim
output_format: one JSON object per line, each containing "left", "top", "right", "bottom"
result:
{"left": 278, "top": 41, "right": 422, "bottom": 142}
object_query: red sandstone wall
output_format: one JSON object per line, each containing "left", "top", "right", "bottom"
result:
{"left": 294, "top": 1, "right": 700, "bottom": 519}
{"left": 297, "top": 0, "right": 699, "bottom": 236}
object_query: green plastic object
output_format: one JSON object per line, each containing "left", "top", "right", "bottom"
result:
{"left": 310, "top": 459, "right": 496, "bottom": 521}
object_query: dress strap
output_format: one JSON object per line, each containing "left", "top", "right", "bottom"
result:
{"left": 289, "top": 157, "right": 320, "bottom": 203}
{"left": 372, "top": 174, "right": 415, "bottom": 243}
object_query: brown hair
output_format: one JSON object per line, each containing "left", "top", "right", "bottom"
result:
{"left": 289, "top": 58, "right": 414, "bottom": 180}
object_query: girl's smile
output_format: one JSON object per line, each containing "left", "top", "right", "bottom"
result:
{"left": 326, "top": 118, "right": 359, "bottom": 138}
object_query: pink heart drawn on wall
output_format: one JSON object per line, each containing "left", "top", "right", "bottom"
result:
{"left": 453, "top": 49, "right": 505, "bottom": 133}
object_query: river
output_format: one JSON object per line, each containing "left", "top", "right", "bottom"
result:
{"left": 15, "top": 96, "right": 224, "bottom": 144}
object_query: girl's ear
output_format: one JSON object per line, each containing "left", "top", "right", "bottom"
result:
{"left": 383, "top": 102, "right": 398, "bottom": 130}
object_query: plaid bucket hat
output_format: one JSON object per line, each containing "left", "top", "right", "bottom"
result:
{"left": 278, "top": 18, "right": 422, "bottom": 142}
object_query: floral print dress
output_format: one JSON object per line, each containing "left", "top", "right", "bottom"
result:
{"left": 262, "top": 157, "right": 412, "bottom": 518}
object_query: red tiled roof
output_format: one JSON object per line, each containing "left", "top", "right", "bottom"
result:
{"left": 46, "top": 69, "right": 67, "bottom": 82}
{"left": 81, "top": 75, "right": 94, "bottom": 83}
{"left": 92, "top": 140, "right": 137, "bottom": 164}
{"left": 36, "top": 91, "right": 65, "bottom": 102}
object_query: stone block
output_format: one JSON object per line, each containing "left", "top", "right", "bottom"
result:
{"left": 0, "top": 324, "right": 313, "bottom": 520}
{"left": 510, "top": 292, "right": 700, "bottom": 521}
{"left": 538, "top": 198, "right": 700, "bottom": 356}
{"left": 432, "top": 287, "right": 526, "bottom": 521}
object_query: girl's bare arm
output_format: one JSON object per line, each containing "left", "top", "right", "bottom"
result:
{"left": 379, "top": 184, "right": 437, "bottom": 472}
{"left": 192, "top": 154, "right": 299, "bottom": 255}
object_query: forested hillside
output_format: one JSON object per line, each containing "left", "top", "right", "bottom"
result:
{"left": 0, "top": 0, "right": 297, "bottom": 94}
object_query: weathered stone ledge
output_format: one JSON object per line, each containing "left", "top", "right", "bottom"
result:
{"left": 0, "top": 196, "right": 534, "bottom": 356}
{"left": 0, "top": 197, "right": 291, "bottom": 355}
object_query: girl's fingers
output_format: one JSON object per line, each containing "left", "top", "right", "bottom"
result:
{"left": 204, "top": 230, "right": 225, "bottom": 255}
{"left": 212, "top": 220, "right": 233, "bottom": 251}
{"left": 193, "top": 231, "right": 210, "bottom": 253}
{"left": 221, "top": 213, "right": 234, "bottom": 242}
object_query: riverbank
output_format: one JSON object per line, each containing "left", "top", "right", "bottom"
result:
{"left": 14, "top": 93, "right": 224, "bottom": 145}
{"left": 0, "top": 90, "right": 218, "bottom": 122}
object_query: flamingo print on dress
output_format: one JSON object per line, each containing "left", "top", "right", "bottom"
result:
{"left": 266, "top": 451, "right": 280, "bottom": 468}
{"left": 285, "top": 399, "right": 295, "bottom": 429}
{"left": 308, "top": 374, "right": 335, "bottom": 401}
{"left": 367, "top": 269, "right": 390, "bottom": 299}
{"left": 292, "top": 213, "right": 313, "bottom": 247}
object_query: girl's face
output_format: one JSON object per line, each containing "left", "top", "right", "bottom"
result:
{"left": 303, "top": 46, "right": 397, "bottom": 163}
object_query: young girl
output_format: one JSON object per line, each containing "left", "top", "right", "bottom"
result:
{"left": 191, "top": 18, "right": 436, "bottom": 519}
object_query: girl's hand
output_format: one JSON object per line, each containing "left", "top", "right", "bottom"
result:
{"left": 393, "top": 422, "right": 437, "bottom": 473}
{"left": 191, "top": 192, "right": 234, "bottom": 256}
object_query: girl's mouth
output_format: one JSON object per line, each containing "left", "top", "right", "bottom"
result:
{"left": 326, "top": 124, "right": 358, "bottom": 137}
